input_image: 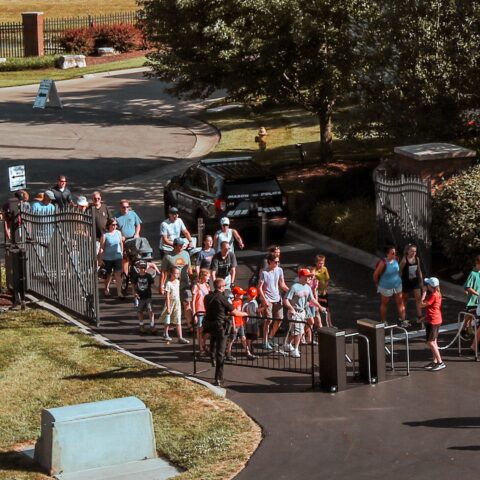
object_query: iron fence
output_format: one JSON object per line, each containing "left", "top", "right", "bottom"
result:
{"left": 19, "top": 206, "right": 100, "bottom": 324}
{"left": 373, "top": 168, "right": 432, "bottom": 273}
{"left": 44, "top": 11, "right": 138, "bottom": 54}
{"left": 0, "top": 22, "right": 23, "bottom": 58}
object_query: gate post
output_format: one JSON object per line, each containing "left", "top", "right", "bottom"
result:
{"left": 317, "top": 327, "right": 347, "bottom": 392}
{"left": 22, "top": 12, "right": 44, "bottom": 57}
{"left": 357, "top": 319, "right": 386, "bottom": 383}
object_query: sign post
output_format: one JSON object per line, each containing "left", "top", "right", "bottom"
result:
{"left": 33, "top": 79, "right": 62, "bottom": 109}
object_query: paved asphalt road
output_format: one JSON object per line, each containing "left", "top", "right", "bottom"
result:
{"left": 3, "top": 71, "right": 480, "bottom": 480}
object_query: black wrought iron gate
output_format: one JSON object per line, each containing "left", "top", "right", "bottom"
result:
{"left": 19, "top": 206, "right": 100, "bottom": 324}
{"left": 373, "top": 169, "right": 432, "bottom": 273}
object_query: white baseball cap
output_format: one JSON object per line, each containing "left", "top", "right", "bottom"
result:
{"left": 220, "top": 217, "right": 230, "bottom": 225}
{"left": 424, "top": 277, "right": 440, "bottom": 288}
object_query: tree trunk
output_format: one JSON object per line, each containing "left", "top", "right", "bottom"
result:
{"left": 318, "top": 107, "right": 333, "bottom": 162}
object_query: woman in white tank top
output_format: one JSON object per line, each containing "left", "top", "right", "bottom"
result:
{"left": 213, "top": 217, "right": 245, "bottom": 252}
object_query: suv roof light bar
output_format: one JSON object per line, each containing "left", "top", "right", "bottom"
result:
{"left": 200, "top": 156, "right": 252, "bottom": 165}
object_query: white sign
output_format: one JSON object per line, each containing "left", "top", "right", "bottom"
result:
{"left": 33, "top": 79, "right": 63, "bottom": 109}
{"left": 9, "top": 165, "right": 26, "bottom": 192}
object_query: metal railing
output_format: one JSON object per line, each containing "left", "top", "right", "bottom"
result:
{"left": 192, "top": 311, "right": 316, "bottom": 389}
{"left": 385, "top": 325, "right": 410, "bottom": 375}
{"left": 345, "top": 332, "right": 372, "bottom": 384}
{"left": 437, "top": 311, "right": 479, "bottom": 361}
{"left": 0, "top": 22, "right": 23, "bottom": 58}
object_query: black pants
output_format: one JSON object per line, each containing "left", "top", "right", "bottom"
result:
{"left": 210, "top": 330, "right": 227, "bottom": 382}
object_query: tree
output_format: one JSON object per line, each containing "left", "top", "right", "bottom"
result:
{"left": 139, "top": 0, "right": 374, "bottom": 161}
{"left": 346, "top": 0, "right": 480, "bottom": 142}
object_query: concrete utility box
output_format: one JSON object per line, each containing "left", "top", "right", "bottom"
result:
{"left": 318, "top": 328, "right": 347, "bottom": 392}
{"left": 391, "top": 143, "right": 476, "bottom": 183}
{"left": 34, "top": 396, "right": 157, "bottom": 477}
{"left": 357, "top": 319, "right": 386, "bottom": 383}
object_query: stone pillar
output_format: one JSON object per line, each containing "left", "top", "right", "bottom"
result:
{"left": 22, "top": 12, "right": 44, "bottom": 57}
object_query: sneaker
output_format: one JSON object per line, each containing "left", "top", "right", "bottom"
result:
{"left": 283, "top": 343, "right": 294, "bottom": 352}
{"left": 213, "top": 379, "right": 224, "bottom": 387}
{"left": 178, "top": 337, "right": 190, "bottom": 344}
{"left": 162, "top": 334, "right": 172, "bottom": 341}
{"left": 399, "top": 319, "right": 411, "bottom": 328}
{"left": 225, "top": 354, "right": 236, "bottom": 361}
{"left": 210, "top": 356, "right": 216, "bottom": 367}
{"left": 262, "top": 343, "right": 273, "bottom": 350}
{"left": 290, "top": 349, "right": 301, "bottom": 358}
{"left": 431, "top": 362, "right": 446, "bottom": 372}
{"left": 268, "top": 339, "right": 279, "bottom": 347}
{"left": 246, "top": 353, "right": 256, "bottom": 360}
{"left": 312, "top": 339, "right": 318, "bottom": 345}
{"left": 423, "top": 362, "right": 436, "bottom": 370}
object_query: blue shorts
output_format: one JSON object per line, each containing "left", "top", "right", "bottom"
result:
{"left": 196, "top": 314, "right": 204, "bottom": 327}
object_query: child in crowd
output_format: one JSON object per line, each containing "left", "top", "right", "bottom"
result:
{"left": 420, "top": 277, "right": 445, "bottom": 371}
{"left": 313, "top": 254, "right": 332, "bottom": 327}
{"left": 244, "top": 286, "right": 262, "bottom": 360}
{"left": 131, "top": 260, "right": 155, "bottom": 335}
{"left": 161, "top": 267, "right": 189, "bottom": 344}
{"left": 192, "top": 268, "right": 211, "bottom": 354}
{"left": 226, "top": 286, "right": 252, "bottom": 361}
{"left": 304, "top": 269, "right": 319, "bottom": 344}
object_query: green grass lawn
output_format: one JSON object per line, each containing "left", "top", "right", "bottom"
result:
{"left": 0, "top": 309, "right": 260, "bottom": 480}
{"left": 0, "top": 57, "right": 146, "bottom": 88}
{"left": 0, "top": 1, "right": 137, "bottom": 22}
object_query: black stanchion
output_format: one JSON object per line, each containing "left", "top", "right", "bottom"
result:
{"left": 357, "top": 319, "right": 386, "bottom": 383}
{"left": 318, "top": 327, "right": 347, "bottom": 392}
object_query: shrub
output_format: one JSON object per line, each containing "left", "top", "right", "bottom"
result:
{"left": 432, "top": 164, "right": 480, "bottom": 270}
{"left": 310, "top": 198, "right": 376, "bottom": 252}
{"left": 0, "top": 55, "right": 59, "bottom": 71}
{"left": 92, "top": 24, "right": 142, "bottom": 53}
{"left": 58, "top": 28, "right": 95, "bottom": 55}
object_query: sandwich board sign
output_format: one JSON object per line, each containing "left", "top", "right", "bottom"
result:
{"left": 33, "top": 79, "right": 62, "bottom": 109}
{"left": 9, "top": 165, "right": 26, "bottom": 192}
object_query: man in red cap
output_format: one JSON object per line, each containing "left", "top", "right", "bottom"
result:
{"left": 283, "top": 268, "right": 326, "bottom": 358}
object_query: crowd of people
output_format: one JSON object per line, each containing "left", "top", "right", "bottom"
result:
{"left": 3, "top": 175, "right": 480, "bottom": 385}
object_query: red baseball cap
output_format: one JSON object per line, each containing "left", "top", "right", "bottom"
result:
{"left": 232, "top": 286, "right": 246, "bottom": 295}
{"left": 298, "top": 268, "right": 314, "bottom": 277}
{"left": 247, "top": 286, "right": 258, "bottom": 297}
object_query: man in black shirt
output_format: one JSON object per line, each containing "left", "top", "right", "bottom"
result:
{"left": 204, "top": 278, "right": 246, "bottom": 387}
{"left": 88, "top": 191, "right": 111, "bottom": 258}
{"left": 51, "top": 175, "right": 73, "bottom": 209}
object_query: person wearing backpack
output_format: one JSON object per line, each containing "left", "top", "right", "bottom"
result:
{"left": 373, "top": 245, "right": 409, "bottom": 327}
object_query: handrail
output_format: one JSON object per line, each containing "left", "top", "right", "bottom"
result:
{"left": 384, "top": 325, "right": 410, "bottom": 375}
{"left": 345, "top": 332, "right": 372, "bottom": 384}
{"left": 437, "top": 311, "right": 478, "bottom": 361}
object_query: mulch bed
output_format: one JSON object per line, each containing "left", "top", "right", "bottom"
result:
{"left": 85, "top": 49, "right": 150, "bottom": 66}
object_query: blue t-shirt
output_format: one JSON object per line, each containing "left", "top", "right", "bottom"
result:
{"left": 379, "top": 259, "right": 402, "bottom": 289}
{"left": 116, "top": 210, "right": 141, "bottom": 239}
{"left": 159, "top": 218, "right": 186, "bottom": 248}
{"left": 103, "top": 230, "right": 123, "bottom": 261}
{"left": 286, "top": 282, "right": 314, "bottom": 312}
{"left": 196, "top": 248, "right": 215, "bottom": 270}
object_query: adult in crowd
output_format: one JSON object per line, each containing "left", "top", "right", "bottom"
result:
{"left": 88, "top": 191, "right": 111, "bottom": 257}
{"left": 211, "top": 240, "right": 237, "bottom": 292}
{"left": 99, "top": 218, "right": 125, "bottom": 299}
{"left": 249, "top": 245, "right": 281, "bottom": 287}
{"left": 159, "top": 206, "right": 192, "bottom": 251}
{"left": 213, "top": 217, "right": 244, "bottom": 252}
{"left": 2, "top": 190, "right": 29, "bottom": 241}
{"left": 463, "top": 255, "right": 480, "bottom": 337}
{"left": 399, "top": 243, "right": 425, "bottom": 322}
{"left": 373, "top": 245, "right": 409, "bottom": 327}
{"left": 258, "top": 252, "right": 289, "bottom": 350}
{"left": 30, "top": 193, "right": 44, "bottom": 214}
{"left": 160, "top": 237, "right": 194, "bottom": 331}
{"left": 115, "top": 199, "right": 142, "bottom": 275}
{"left": 196, "top": 235, "right": 215, "bottom": 275}
{"left": 76, "top": 196, "right": 89, "bottom": 212}
{"left": 203, "top": 278, "right": 247, "bottom": 387}
{"left": 51, "top": 175, "right": 73, "bottom": 209}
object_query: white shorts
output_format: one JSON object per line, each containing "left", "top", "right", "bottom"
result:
{"left": 377, "top": 285, "right": 403, "bottom": 297}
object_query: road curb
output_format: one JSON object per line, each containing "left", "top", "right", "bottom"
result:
{"left": 25, "top": 295, "right": 226, "bottom": 398}
{"left": 289, "top": 222, "right": 465, "bottom": 303}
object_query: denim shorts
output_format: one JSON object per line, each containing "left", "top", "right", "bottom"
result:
{"left": 377, "top": 285, "right": 403, "bottom": 297}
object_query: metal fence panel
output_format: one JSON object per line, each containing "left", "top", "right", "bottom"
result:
{"left": 0, "top": 22, "right": 23, "bottom": 58}
{"left": 373, "top": 169, "right": 432, "bottom": 273}
{"left": 19, "top": 206, "right": 100, "bottom": 324}
{"left": 44, "top": 11, "right": 137, "bottom": 55}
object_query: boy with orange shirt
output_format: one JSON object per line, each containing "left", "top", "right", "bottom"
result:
{"left": 225, "top": 286, "right": 252, "bottom": 361}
